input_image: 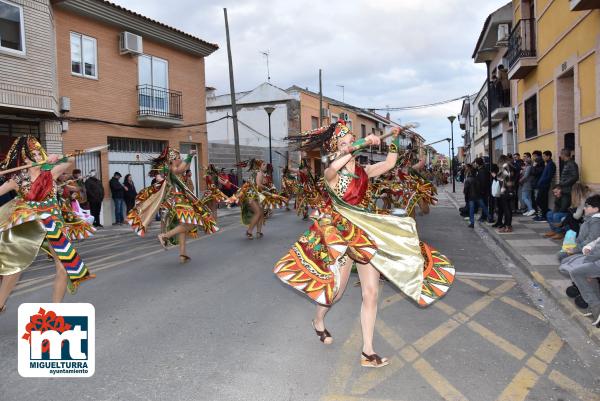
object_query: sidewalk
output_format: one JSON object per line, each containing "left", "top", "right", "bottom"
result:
{"left": 443, "top": 182, "right": 600, "bottom": 345}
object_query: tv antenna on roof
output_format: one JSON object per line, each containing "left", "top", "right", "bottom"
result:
{"left": 260, "top": 50, "right": 271, "bottom": 83}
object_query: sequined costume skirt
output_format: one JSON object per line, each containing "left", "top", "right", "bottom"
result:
{"left": 274, "top": 204, "right": 455, "bottom": 307}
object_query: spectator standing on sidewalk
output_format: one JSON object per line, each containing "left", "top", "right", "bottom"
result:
{"left": 474, "top": 157, "right": 492, "bottom": 221}
{"left": 558, "top": 148, "right": 579, "bottom": 197}
{"left": 123, "top": 174, "right": 137, "bottom": 214}
{"left": 464, "top": 165, "right": 488, "bottom": 228}
{"left": 512, "top": 153, "right": 524, "bottom": 212}
{"left": 497, "top": 155, "right": 516, "bottom": 232}
{"left": 85, "top": 170, "right": 104, "bottom": 228}
{"left": 109, "top": 172, "right": 126, "bottom": 225}
{"left": 520, "top": 153, "right": 535, "bottom": 216}
{"left": 530, "top": 150, "right": 544, "bottom": 214}
{"left": 543, "top": 184, "right": 571, "bottom": 240}
{"left": 534, "top": 150, "right": 556, "bottom": 222}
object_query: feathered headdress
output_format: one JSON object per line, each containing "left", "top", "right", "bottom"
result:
{"left": 285, "top": 120, "right": 352, "bottom": 152}
{"left": 0, "top": 135, "right": 47, "bottom": 173}
{"left": 149, "top": 146, "right": 180, "bottom": 177}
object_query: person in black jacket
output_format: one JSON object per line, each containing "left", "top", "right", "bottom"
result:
{"left": 123, "top": 174, "right": 137, "bottom": 214}
{"left": 109, "top": 172, "right": 126, "bottom": 225}
{"left": 84, "top": 170, "right": 104, "bottom": 227}
{"left": 543, "top": 184, "right": 571, "bottom": 240}
{"left": 558, "top": 148, "right": 579, "bottom": 196}
{"left": 474, "top": 157, "right": 491, "bottom": 221}
{"left": 464, "top": 164, "right": 489, "bottom": 228}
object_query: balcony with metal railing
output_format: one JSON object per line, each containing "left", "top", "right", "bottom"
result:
{"left": 507, "top": 18, "right": 537, "bottom": 79}
{"left": 479, "top": 84, "right": 511, "bottom": 127}
{"left": 569, "top": 0, "right": 600, "bottom": 11}
{"left": 137, "top": 85, "right": 183, "bottom": 126}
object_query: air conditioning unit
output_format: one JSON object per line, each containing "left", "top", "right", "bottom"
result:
{"left": 497, "top": 23, "right": 510, "bottom": 43}
{"left": 59, "top": 96, "right": 71, "bottom": 113}
{"left": 119, "top": 32, "right": 143, "bottom": 55}
{"left": 321, "top": 108, "right": 331, "bottom": 118}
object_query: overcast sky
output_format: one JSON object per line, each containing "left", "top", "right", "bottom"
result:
{"left": 114, "top": 0, "right": 506, "bottom": 155}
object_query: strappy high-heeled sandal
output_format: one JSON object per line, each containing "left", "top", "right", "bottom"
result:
{"left": 0, "top": 305, "right": 6, "bottom": 315}
{"left": 246, "top": 231, "right": 254, "bottom": 240}
{"left": 158, "top": 234, "right": 169, "bottom": 249}
{"left": 179, "top": 255, "right": 191, "bottom": 264}
{"left": 311, "top": 320, "right": 333, "bottom": 344}
{"left": 361, "top": 352, "right": 389, "bottom": 368}
{"left": 256, "top": 232, "right": 264, "bottom": 238}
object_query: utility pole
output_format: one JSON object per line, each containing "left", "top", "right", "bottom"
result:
{"left": 318, "top": 69, "right": 323, "bottom": 126}
{"left": 485, "top": 60, "right": 494, "bottom": 219}
{"left": 260, "top": 50, "right": 270, "bottom": 83}
{"left": 336, "top": 84, "right": 345, "bottom": 102}
{"left": 224, "top": 8, "right": 242, "bottom": 183}
{"left": 447, "top": 115, "right": 456, "bottom": 193}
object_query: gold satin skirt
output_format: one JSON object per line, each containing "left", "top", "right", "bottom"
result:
{"left": 0, "top": 199, "right": 46, "bottom": 276}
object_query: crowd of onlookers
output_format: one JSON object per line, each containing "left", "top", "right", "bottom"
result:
{"left": 458, "top": 149, "right": 600, "bottom": 328}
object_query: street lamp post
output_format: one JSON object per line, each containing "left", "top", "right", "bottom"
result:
{"left": 447, "top": 115, "right": 456, "bottom": 193}
{"left": 264, "top": 106, "right": 275, "bottom": 165}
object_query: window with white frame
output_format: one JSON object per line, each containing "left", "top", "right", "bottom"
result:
{"left": 0, "top": 0, "right": 25, "bottom": 54}
{"left": 70, "top": 32, "right": 97, "bottom": 78}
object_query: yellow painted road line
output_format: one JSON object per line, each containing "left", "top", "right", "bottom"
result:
{"left": 496, "top": 366, "right": 539, "bottom": 401}
{"left": 434, "top": 300, "right": 457, "bottom": 316}
{"left": 499, "top": 296, "right": 545, "bottom": 321}
{"left": 496, "top": 331, "right": 564, "bottom": 401}
{"left": 413, "top": 319, "right": 461, "bottom": 353}
{"left": 413, "top": 358, "right": 468, "bottom": 401}
{"left": 379, "top": 293, "right": 404, "bottom": 311}
{"left": 324, "top": 320, "right": 363, "bottom": 396}
{"left": 548, "top": 370, "right": 600, "bottom": 401}
{"left": 458, "top": 277, "right": 490, "bottom": 293}
{"left": 463, "top": 295, "right": 495, "bottom": 317}
{"left": 467, "top": 321, "right": 527, "bottom": 360}
{"left": 489, "top": 281, "right": 516, "bottom": 296}
{"left": 375, "top": 320, "right": 406, "bottom": 350}
{"left": 323, "top": 395, "right": 403, "bottom": 401}
{"left": 533, "top": 330, "right": 563, "bottom": 364}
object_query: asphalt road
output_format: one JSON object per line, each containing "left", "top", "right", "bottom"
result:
{"left": 0, "top": 195, "right": 599, "bottom": 401}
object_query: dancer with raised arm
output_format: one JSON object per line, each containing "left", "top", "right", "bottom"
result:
{"left": 0, "top": 136, "right": 95, "bottom": 312}
{"left": 127, "top": 147, "right": 217, "bottom": 264}
{"left": 274, "top": 121, "right": 455, "bottom": 368}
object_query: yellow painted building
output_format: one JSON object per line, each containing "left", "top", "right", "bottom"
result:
{"left": 508, "top": 0, "right": 600, "bottom": 189}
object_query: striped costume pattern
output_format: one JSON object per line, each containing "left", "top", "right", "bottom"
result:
{"left": 42, "top": 215, "right": 89, "bottom": 284}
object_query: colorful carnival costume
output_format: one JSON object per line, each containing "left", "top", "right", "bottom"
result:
{"left": 274, "top": 122, "right": 455, "bottom": 307}
{"left": 202, "top": 165, "right": 228, "bottom": 205}
{"left": 0, "top": 137, "right": 93, "bottom": 290}
{"left": 57, "top": 182, "right": 96, "bottom": 240}
{"left": 231, "top": 159, "right": 288, "bottom": 226}
{"left": 127, "top": 147, "right": 218, "bottom": 244}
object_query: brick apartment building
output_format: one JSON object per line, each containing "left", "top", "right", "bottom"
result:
{"left": 52, "top": 0, "right": 218, "bottom": 224}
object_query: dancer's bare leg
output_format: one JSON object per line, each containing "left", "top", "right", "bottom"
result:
{"left": 256, "top": 206, "right": 265, "bottom": 235}
{"left": 0, "top": 272, "right": 21, "bottom": 309}
{"left": 313, "top": 257, "right": 353, "bottom": 343}
{"left": 178, "top": 232, "right": 187, "bottom": 256}
{"left": 357, "top": 262, "right": 381, "bottom": 356}
{"left": 50, "top": 250, "right": 68, "bottom": 303}
{"left": 247, "top": 200, "right": 261, "bottom": 234}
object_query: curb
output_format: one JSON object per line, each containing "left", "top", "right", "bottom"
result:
{"left": 443, "top": 188, "right": 600, "bottom": 347}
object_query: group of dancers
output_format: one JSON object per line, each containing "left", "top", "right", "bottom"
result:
{"left": 0, "top": 120, "right": 455, "bottom": 368}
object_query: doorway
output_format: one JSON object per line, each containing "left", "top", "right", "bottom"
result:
{"left": 556, "top": 69, "right": 575, "bottom": 173}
